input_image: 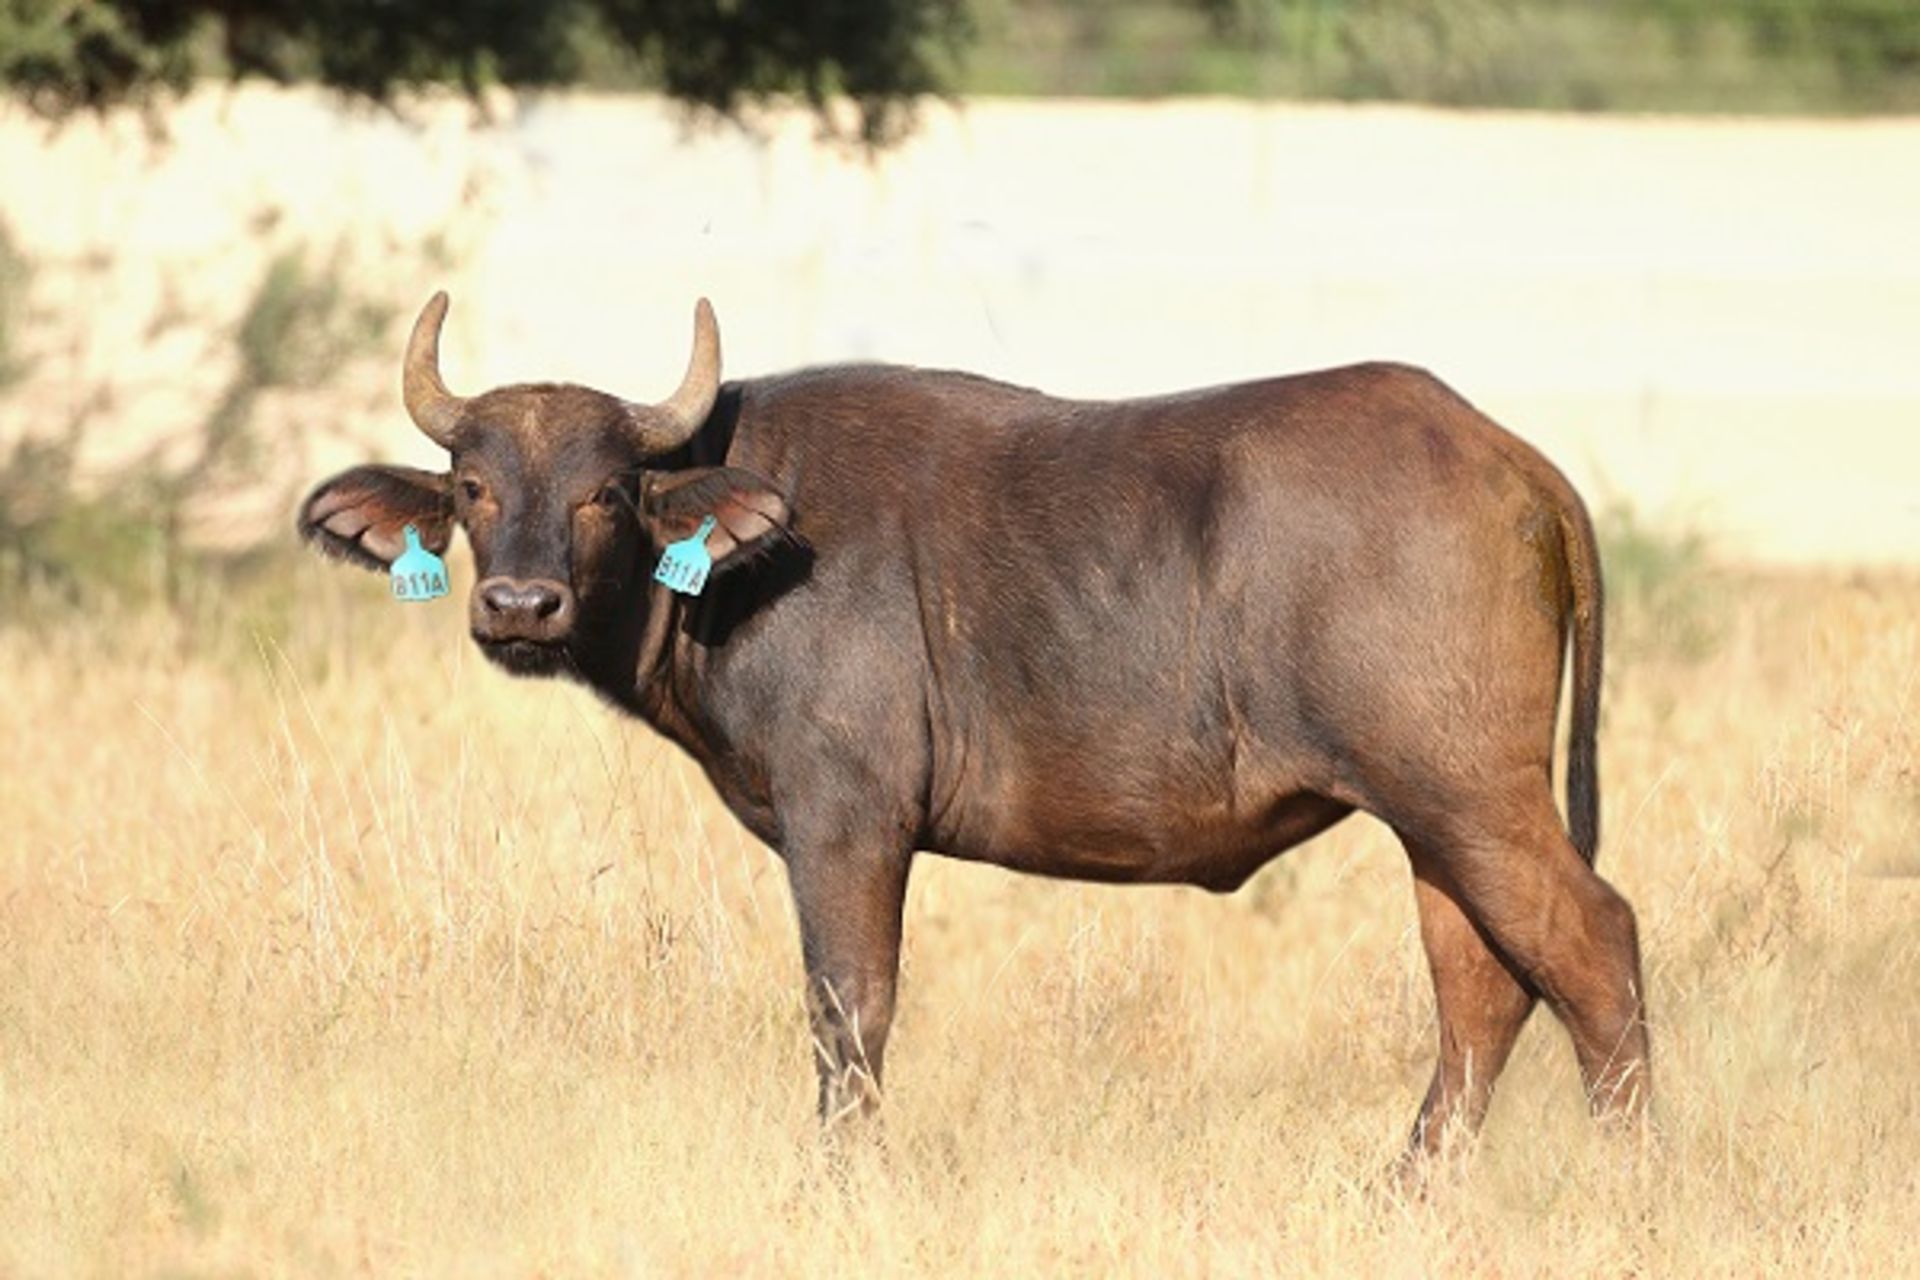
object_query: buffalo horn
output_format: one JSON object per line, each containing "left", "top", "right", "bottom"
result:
{"left": 402, "top": 291, "right": 466, "bottom": 448}
{"left": 624, "top": 298, "right": 721, "bottom": 454}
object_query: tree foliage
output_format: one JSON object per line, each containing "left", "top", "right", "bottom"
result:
{"left": 4, "top": 1, "right": 1919, "bottom": 139}
{"left": 970, "top": 0, "right": 1920, "bottom": 112}
{"left": 0, "top": 0, "right": 971, "bottom": 142}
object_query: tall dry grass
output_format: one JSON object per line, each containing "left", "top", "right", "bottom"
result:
{"left": 1, "top": 557, "right": 1916, "bottom": 1276}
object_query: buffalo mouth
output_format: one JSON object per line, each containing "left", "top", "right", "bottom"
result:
{"left": 473, "top": 635, "right": 571, "bottom": 677}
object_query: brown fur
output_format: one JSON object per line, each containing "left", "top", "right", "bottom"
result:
{"left": 298, "top": 315, "right": 1650, "bottom": 1158}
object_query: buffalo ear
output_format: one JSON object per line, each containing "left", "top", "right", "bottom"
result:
{"left": 298, "top": 465, "right": 454, "bottom": 571}
{"left": 642, "top": 466, "right": 794, "bottom": 574}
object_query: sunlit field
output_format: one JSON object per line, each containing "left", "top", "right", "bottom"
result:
{"left": 2, "top": 551, "right": 1916, "bottom": 1276}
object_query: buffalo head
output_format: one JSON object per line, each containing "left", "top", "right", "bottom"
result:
{"left": 298, "top": 293, "right": 790, "bottom": 678}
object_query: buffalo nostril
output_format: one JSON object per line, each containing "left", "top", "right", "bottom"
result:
{"left": 480, "top": 581, "right": 518, "bottom": 615}
{"left": 530, "top": 586, "right": 562, "bottom": 619}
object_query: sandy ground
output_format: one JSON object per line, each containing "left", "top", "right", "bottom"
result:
{"left": 2, "top": 89, "right": 1917, "bottom": 563}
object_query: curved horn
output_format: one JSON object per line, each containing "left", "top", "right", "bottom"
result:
{"left": 626, "top": 298, "right": 721, "bottom": 454}
{"left": 402, "top": 291, "right": 466, "bottom": 448}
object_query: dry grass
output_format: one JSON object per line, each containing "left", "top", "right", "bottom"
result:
{"left": 2, "top": 561, "right": 1917, "bottom": 1277}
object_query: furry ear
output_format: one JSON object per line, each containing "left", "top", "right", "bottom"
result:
{"left": 642, "top": 466, "right": 793, "bottom": 573}
{"left": 298, "top": 465, "right": 454, "bottom": 571}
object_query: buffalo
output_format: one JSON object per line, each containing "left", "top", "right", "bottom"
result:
{"left": 299, "top": 293, "right": 1650, "bottom": 1158}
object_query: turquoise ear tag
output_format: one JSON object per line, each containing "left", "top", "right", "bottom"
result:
{"left": 390, "top": 525, "right": 449, "bottom": 602}
{"left": 654, "top": 515, "right": 716, "bottom": 596}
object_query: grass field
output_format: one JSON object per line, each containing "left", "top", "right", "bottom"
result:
{"left": 2, "top": 552, "right": 1916, "bottom": 1276}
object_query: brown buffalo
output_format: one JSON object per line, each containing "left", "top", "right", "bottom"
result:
{"left": 299, "top": 293, "right": 1650, "bottom": 1157}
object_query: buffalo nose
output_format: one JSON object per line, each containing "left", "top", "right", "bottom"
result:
{"left": 481, "top": 579, "right": 563, "bottom": 619}
{"left": 472, "top": 576, "right": 576, "bottom": 641}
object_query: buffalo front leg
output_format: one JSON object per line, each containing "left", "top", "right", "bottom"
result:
{"left": 784, "top": 842, "right": 913, "bottom": 1124}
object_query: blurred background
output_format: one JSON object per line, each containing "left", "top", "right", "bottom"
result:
{"left": 2, "top": 0, "right": 1918, "bottom": 599}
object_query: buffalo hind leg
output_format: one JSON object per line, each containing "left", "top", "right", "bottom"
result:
{"left": 784, "top": 841, "right": 913, "bottom": 1125}
{"left": 1400, "top": 838, "right": 1537, "bottom": 1166}
{"left": 1419, "top": 784, "right": 1651, "bottom": 1127}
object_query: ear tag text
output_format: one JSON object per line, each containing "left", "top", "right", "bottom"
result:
{"left": 390, "top": 525, "right": 450, "bottom": 602}
{"left": 654, "top": 515, "right": 717, "bottom": 596}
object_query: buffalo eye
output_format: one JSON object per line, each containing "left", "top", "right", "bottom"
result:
{"left": 595, "top": 479, "right": 630, "bottom": 512}
{"left": 460, "top": 477, "right": 485, "bottom": 504}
